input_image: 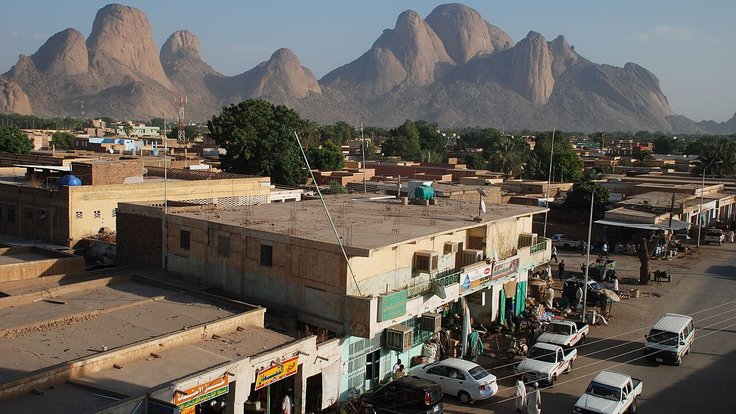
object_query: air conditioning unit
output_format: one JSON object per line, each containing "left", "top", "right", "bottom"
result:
{"left": 518, "top": 232, "right": 538, "bottom": 248}
{"left": 385, "top": 324, "right": 413, "bottom": 352}
{"left": 443, "top": 241, "right": 459, "bottom": 254}
{"left": 461, "top": 249, "right": 483, "bottom": 266}
{"left": 414, "top": 250, "right": 439, "bottom": 273}
{"left": 420, "top": 313, "right": 442, "bottom": 333}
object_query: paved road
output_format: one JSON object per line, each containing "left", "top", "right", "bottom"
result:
{"left": 442, "top": 243, "right": 736, "bottom": 413}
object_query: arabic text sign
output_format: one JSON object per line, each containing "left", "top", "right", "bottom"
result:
{"left": 461, "top": 263, "right": 492, "bottom": 291}
{"left": 255, "top": 356, "right": 299, "bottom": 390}
{"left": 174, "top": 375, "right": 229, "bottom": 409}
{"left": 491, "top": 256, "right": 519, "bottom": 280}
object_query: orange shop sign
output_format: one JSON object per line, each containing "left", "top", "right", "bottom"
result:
{"left": 254, "top": 356, "right": 299, "bottom": 390}
{"left": 173, "top": 375, "right": 229, "bottom": 409}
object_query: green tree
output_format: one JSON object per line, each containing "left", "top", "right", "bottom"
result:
{"left": 696, "top": 141, "right": 736, "bottom": 176}
{"left": 307, "top": 141, "right": 344, "bottom": 171}
{"left": 485, "top": 135, "right": 530, "bottom": 176}
{"left": 0, "top": 126, "right": 33, "bottom": 154}
{"left": 328, "top": 180, "right": 348, "bottom": 194}
{"left": 457, "top": 127, "right": 502, "bottom": 151}
{"left": 632, "top": 150, "right": 654, "bottom": 162}
{"left": 564, "top": 179, "right": 609, "bottom": 216}
{"left": 123, "top": 124, "right": 133, "bottom": 137}
{"left": 464, "top": 153, "right": 487, "bottom": 170}
{"left": 414, "top": 120, "right": 446, "bottom": 155}
{"left": 382, "top": 120, "right": 421, "bottom": 160}
{"left": 651, "top": 135, "right": 685, "bottom": 154}
{"left": 530, "top": 132, "right": 584, "bottom": 183}
{"left": 684, "top": 141, "right": 705, "bottom": 155}
{"left": 51, "top": 131, "right": 75, "bottom": 149}
{"left": 208, "top": 99, "right": 309, "bottom": 186}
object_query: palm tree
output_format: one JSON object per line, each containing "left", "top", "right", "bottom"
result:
{"left": 486, "top": 136, "right": 528, "bottom": 176}
{"left": 696, "top": 141, "right": 736, "bottom": 176}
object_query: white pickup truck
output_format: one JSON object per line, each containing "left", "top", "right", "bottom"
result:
{"left": 574, "top": 370, "right": 643, "bottom": 414}
{"left": 536, "top": 320, "right": 589, "bottom": 348}
{"left": 514, "top": 342, "right": 576, "bottom": 386}
{"left": 551, "top": 233, "right": 583, "bottom": 250}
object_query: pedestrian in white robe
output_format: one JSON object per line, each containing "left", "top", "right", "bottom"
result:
{"left": 527, "top": 382, "right": 541, "bottom": 414}
{"left": 515, "top": 378, "right": 527, "bottom": 412}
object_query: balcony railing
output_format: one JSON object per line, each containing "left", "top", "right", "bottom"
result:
{"left": 530, "top": 239, "right": 549, "bottom": 254}
{"left": 407, "top": 271, "right": 461, "bottom": 299}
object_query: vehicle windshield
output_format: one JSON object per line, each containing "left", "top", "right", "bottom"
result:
{"left": 528, "top": 347, "right": 557, "bottom": 363}
{"left": 468, "top": 366, "right": 492, "bottom": 380}
{"left": 646, "top": 329, "right": 679, "bottom": 346}
{"left": 586, "top": 382, "right": 621, "bottom": 401}
{"left": 546, "top": 323, "right": 572, "bottom": 335}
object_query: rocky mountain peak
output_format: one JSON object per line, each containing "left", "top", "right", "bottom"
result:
{"left": 505, "top": 31, "right": 555, "bottom": 104}
{"left": 425, "top": 3, "right": 512, "bottom": 63}
{"left": 87, "top": 3, "right": 173, "bottom": 89}
{"left": 31, "top": 28, "right": 88, "bottom": 76}
{"left": 239, "top": 48, "right": 321, "bottom": 99}
{"left": 0, "top": 77, "right": 32, "bottom": 115}
{"left": 161, "top": 30, "right": 202, "bottom": 64}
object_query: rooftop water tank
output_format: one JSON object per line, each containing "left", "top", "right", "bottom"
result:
{"left": 414, "top": 184, "right": 435, "bottom": 200}
{"left": 57, "top": 174, "right": 82, "bottom": 189}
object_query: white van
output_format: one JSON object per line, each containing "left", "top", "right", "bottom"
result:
{"left": 643, "top": 313, "right": 694, "bottom": 365}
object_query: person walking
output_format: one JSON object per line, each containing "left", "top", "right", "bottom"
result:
{"left": 394, "top": 364, "right": 406, "bottom": 379}
{"left": 599, "top": 242, "right": 609, "bottom": 258}
{"left": 545, "top": 264, "right": 552, "bottom": 281}
{"left": 281, "top": 390, "right": 292, "bottom": 414}
{"left": 515, "top": 378, "right": 527, "bottom": 413}
{"left": 550, "top": 245, "right": 558, "bottom": 262}
{"left": 527, "top": 383, "right": 541, "bottom": 414}
{"left": 558, "top": 260, "right": 565, "bottom": 280}
{"left": 575, "top": 285, "right": 583, "bottom": 309}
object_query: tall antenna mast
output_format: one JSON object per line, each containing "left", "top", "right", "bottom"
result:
{"left": 177, "top": 96, "right": 187, "bottom": 144}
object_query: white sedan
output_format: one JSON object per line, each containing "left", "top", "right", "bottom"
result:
{"left": 409, "top": 358, "right": 498, "bottom": 403}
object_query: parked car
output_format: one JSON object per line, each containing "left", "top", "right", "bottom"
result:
{"left": 360, "top": 376, "right": 444, "bottom": 414}
{"left": 409, "top": 358, "right": 498, "bottom": 403}
{"left": 514, "top": 342, "right": 576, "bottom": 386}
{"left": 704, "top": 228, "right": 725, "bottom": 245}
{"left": 536, "top": 320, "right": 589, "bottom": 348}
{"left": 563, "top": 278, "right": 603, "bottom": 305}
{"left": 574, "top": 370, "right": 643, "bottom": 414}
{"left": 551, "top": 233, "right": 583, "bottom": 250}
{"left": 643, "top": 313, "right": 695, "bottom": 366}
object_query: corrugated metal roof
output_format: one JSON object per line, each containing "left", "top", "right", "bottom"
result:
{"left": 652, "top": 313, "right": 692, "bottom": 333}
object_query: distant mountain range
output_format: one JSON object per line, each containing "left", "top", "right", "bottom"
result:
{"left": 1, "top": 3, "right": 734, "bottom": 133}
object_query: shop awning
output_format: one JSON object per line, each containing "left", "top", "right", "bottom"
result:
{"left": 594, "top": 219, "right": 660, "bottom": 230}
{"left": 594, "top": 219, "right": 690, "bottom": 231}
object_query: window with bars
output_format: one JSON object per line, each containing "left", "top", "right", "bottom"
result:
{"left": 180, "top": 230, "right": 190, "bottom": 250}
{"left": 24, "top": 208, "right": 32, "bottom": 220}
{"left": 7, "top": 208, "right": 15, "bottom": 224}
{"left": 260, "top": 243, "right": 273, "bottom": 266}
{"left": 218, "top": 235, "right": 230, "bottom": 257}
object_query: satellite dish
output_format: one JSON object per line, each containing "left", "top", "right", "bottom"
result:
{"left": 432, "top": 280, "right": 447, "bottom": 300}
{"left": 476, "top": 187, "right": 488, "bottom": 197}
{"left": 480, "top": 200, "right": 487, "bottom": 214}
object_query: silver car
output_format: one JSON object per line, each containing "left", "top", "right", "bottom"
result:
{"left": 409, "top": 358, "right": 498, "bottom": 403}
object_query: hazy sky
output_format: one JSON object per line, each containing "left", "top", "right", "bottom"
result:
{"left": 1, "top": 1, "right": 734, "bottom": 122}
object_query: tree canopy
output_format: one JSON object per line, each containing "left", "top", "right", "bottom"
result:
{"left": 0, "top": 126, "right": 33, "bottom": 154}
{"left": 51, "top": 131, "right": 75, "bottom": 149}
{"left": 382, "top": 119, "right": 421, "bottom": 159}
{"left": 695, "top": 140, "right": 736, "bottom": 176}
{"left": 207, "top": 99, "right": 309, "bottom": 186}
{"left": 307, "top": 141, "right": 344, "bottom": 171}
{"left": 564, "top": 179, "right": 609, "bottom": 216}
{"left": 530, "top": 131, "right": 584, "bottom": 183}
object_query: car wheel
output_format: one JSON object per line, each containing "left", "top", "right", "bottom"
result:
{"left": 685, "top": 345, "right": 690, "bottom": 355}
{"left": 674, "top": 355, "right": 682, "bottom": 366}
{"left": 580, "top": 334, "right": 586, "bottom": 344}
{"left": 629, "top": 397, "right": 638, "bottom": 413}
{"left": 549, "top": 374, "right": 556, "bottom": 386}
{"left": 458, "top": 391, "right": 472, "bottom": 404}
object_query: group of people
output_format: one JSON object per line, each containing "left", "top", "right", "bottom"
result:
{"left": 515, "top": 379, "right": 542, "bottom": 414}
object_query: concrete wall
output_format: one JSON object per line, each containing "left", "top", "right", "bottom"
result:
{"left": 0, "top": 247, "right": 84, "bottom": 282}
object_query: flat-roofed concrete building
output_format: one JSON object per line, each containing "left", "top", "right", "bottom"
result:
{"left": 0, "top": 268, "right": 339, "bottom": 414}
{"left": 117, "top": 196, "right": 550, "bottom": 394}
{"left": 0, "top": 159, "right": 271, "bottom": 247}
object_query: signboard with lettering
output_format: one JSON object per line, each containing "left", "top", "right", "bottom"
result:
{"left": 461, "top": 263, "right": 492, "bottom": 292}
{"left": 378, "top": 290, "right": 408, "bottom": 321}
{"left": 174, "top": 375, "right": 229, "bottom": 409}
{"left": 491, "top": 256, "right": 520, "bottom": 281}
{"left": 254, "top": 356, "right": 299, "bottom": 390}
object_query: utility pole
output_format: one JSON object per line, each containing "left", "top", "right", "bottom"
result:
{"left": 361, "top": 122, "right": 366, "bottom": 194}
{"left": 582, "top": 187, "right": 594, "bottom": 322}
{"left": 177, "top": 96, "right": 187, "bottom": 144}
{"left": 543, "top": 128, "right": 555, "bottom": 238}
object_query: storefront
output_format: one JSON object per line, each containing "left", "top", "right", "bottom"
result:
{"left": 173, "top": 374, "right": 234, "bottom": 414}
